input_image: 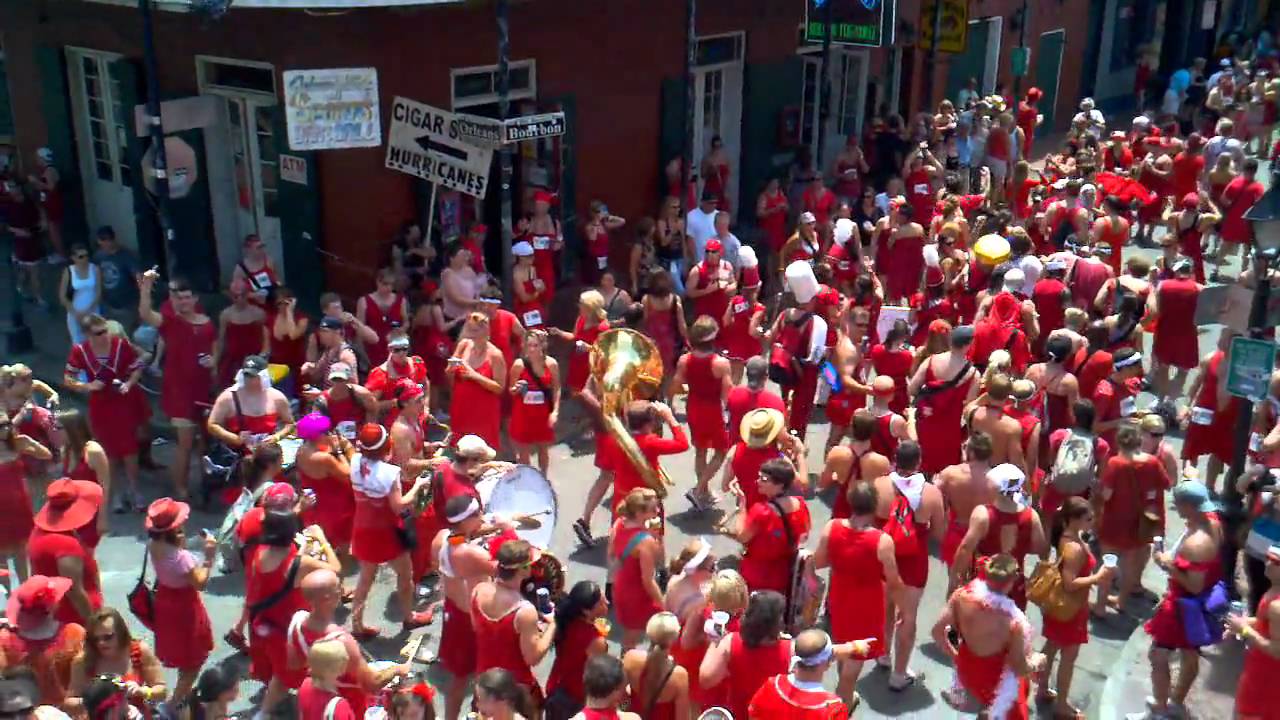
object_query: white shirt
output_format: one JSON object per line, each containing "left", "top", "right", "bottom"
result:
{"left": 686, "top": 208, "right": 718, "bottom": 260}
{"left": 1072, "top": 109, "right": 1106, "bottom": 139}
{"left": 715, "top": 232, "right": 742, "bottom": 269}
{"left": 1017, "top": 254, "right": 1044, "bottom": 288}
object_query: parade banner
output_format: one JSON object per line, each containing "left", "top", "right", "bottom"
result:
{"left": 283, "top": 67, "right": 382, "bottom": 151}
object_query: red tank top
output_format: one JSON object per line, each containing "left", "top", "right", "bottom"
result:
{"left": 1032, "top": 279, "right": 1067, "bottom": 337}
{"left": 1156, "top": 278, "right": 1199, "bottom": 339}
{"left": 831, "top": 447, "right": 868, "bottom": 519}
{"left": 977, "top": 505, "right": 1035, "bottom": 560}
{"left": 322, "top": 389, "right": 365, "bottom": 433}
{"left": 245, "top": 544, "right": 307, "bottom": 630}
{"left": 686, "top": 353, "right": 721, "bottom": 403}
{"left": 472, "top": 593, "right": 539, "bottom": 689}
{"left": 870, "top": 412, "right": 899, "bottom": 459}
{"left": 725, "top": 633, "right": 793, "bottom": 720}
{"left": 269, "top": 312, "right": 308, "bottom": 369}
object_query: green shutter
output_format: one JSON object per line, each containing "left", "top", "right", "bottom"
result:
{"left": 659, "top": 76, "right": 686, "bottom": 198}
{"left": 740, "top": 58, "right": 803, "bottom": 224}
{"left": 107, "top": 58, "right": 162, "bottom": 272}
{"left": 552, "top": 94, "right": 577, "bottom": 278}
{"left": 270, "top": 107, "right": 324, "bottom": 311}
{"left": 34, "top": 45, "right": 88, "bottom": 243}
{"left": 0, "top": 50, "right": 15, "bottom": 139}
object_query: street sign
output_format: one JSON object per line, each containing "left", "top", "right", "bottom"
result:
{"left": 918, "top": 0, "right": 968, "bottom": 53}
{"left": 385, "top": 96, "right": 494, "bottom": 198}
{"left": 1227, "top": 336, "right": 1277, "bottom": 401}
{"left": 453, "top": 113, "right": 504, "bottom": 149}
{"left": 804, "top": 0, "right": 888, "bottom": 48}
{"left": 503, "top": 112, "right": 566, "bottom": 143}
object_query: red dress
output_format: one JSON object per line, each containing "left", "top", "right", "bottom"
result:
{"left": 1221, "top": 177, "right": 1265, "bottom": 245}
{"left": 869, "top": 344, "right": 912, "bottom": 414}
{"left": 513, "top": 278, "right": 545, "bottom": 329}
{"left": 955, "top": 632, "right": 1030, "bottom": 720}
{"left": 916, "top": 360, "right": 974, "bottom": 474}
{"left": 976, "top": 505, "right": 1036, "bottom": 608}
{"left": 349, "top": 457, "right": 405, "bottom": 564}
{"left": 722, "top": 295, "right": 763, "bottom": 361}
{"left": 1040, "top": 542, "right": 1095, "bottom": 646}
{"left": 885, "top": 233, "right": 926, "bottom": 301}
{"left": 269, "top": 312, "right": 309, "bottom": 390}
{"left": 299, "top": 453, "right": 355, "bottom": 548}
{"left": 568, "top": 317, "right": 609, "bottom": 392}
{"left": 1152, "top": 278, "right": 1200, "bottom": 370}
{"left": 219, "top": 316, "right": 266, "bottom": 386}
{"left": 1144, "top": 556, "right": 1224, "bottom": 649}
{"left": 160, "top": 315, "right": 216, "bottom": 422}
{"left": 28, "top": 528, "right": 102, "bottom": 624}
{"left": 905, "top": 170, "right": 935, "bottom": 225}
{"left": 1236, "top": 593, "right": 1280, "bottom": 717}
{"left": 151, "top": 550, "right": 214, "bottom": 670}
{"left": 612, "top": 524, "right": 662, "bottom": 630}
{"left": 362, "top": 294, "right": 404, "bottom": 368}
{"left": 908, "top": 293, "right": 955, "bottom": 346}
{"left": 546, "top": 618, "right": 600, "bottom": 706}
{"left": 364, "top": 359, "right": 427, "bottom": 428}
{"left": 297, "top": 681, "right": 356, "bottom": 720}
{"left": 530, "top": 229, "right": 559, "bottom": 306}
{"left": 723, "top": 633, "right": 793, "bottom": 720}
{"left": 65, "top": 337, "right": 146, "bottom": 458}
{"left": 411, "top": 314, "right": 452, "bottom": 388}
{"left": 748, "top": 674, "right": 848, "bottom": 720}
{"left": 472, "top": 595, "right": 543, "bottom": 700}
{"left": 489, "top": 309, "right": 521, "bottom": 371}
{"left": 509, "top": 363, "right": 555, "bottom": 445}
{"left": 739, "top": 501, "right": 811, "bottom": 594}
{"left": 684, "top": 353, "right": 728, "bottom": 451}
{"left": 955, "top": 258, "right": 990, "bottom": 324}
{"left": 286, "top": 619, "right": 369, "bottom": 716}
{"left": 449, "top": 358, "right": 501, "bottom": 451}
{"left": 320, "top": 388, "right": 366, "bottom": 438}
{"left": 0, "top": 460, "right": 32, "bottom": 550}
{"left": 869, "top": 411, "right": 901, "bottom": 460}
{"left": 1182, "top": 351, "right": 1242, "bottom": 464}
{"left": 1030, "top": 279, "right": 1068, "bottom": 357}
{"left": 672, "top": 605, "right": 740, "bottom": 708}
{"left": 1095, "top": 218, "right": 1129, "bottom": 277}
{"left": 630, "top": 663, "right": 678, "bottom": 720}
{"left": 1098, "top": 455, "right": 1169, "bottom": 551}
{"left": 760, "top": 192, "right": 789, "bottom": 252}
{"left": 691, "top": 262, "right": 731, "bottom": 330}
{"left": 825, "top": 523, "right": 886, "bottom": 655}
{"left": 245, "top": 544, "right": 309, "bottom": 687}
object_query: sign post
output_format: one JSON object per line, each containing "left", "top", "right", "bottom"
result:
{"left": 1227, "top": 336, "right": 1276, "bottom": 401}
{"left": 384, "top": 96, "right": 494, "bottom": 199}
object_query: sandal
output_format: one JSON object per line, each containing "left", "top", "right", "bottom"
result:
{"left": 573, "top": 519, "right": 594, "bottom": 547}
{"left": 352, "top": 625, "right": 381, "bottom": 640}
{"left": 223, "top": 629, "right": 248, "bottom": 653}
{"left": 1052, "top": 705, "right": 1085, "bottom": 720}
{"left": 888, "top": 671, "right": 919, "bottom": 692}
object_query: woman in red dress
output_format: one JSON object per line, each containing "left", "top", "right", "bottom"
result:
{"left": 448, "top": 313, "right": 507, "bottom": 452}
{"left": 295, "top": 413, "right": 355, "bottom": 551}
{"left": 623, "top": 612, "right": 691, "bottom": 720}
{"left": 546, "top": 580, "right": 610, "bottom": 714}
{"left": 642, "top": 272, "right": 688, "bottom": 389}
{"left": 702, "top": 136, "right": 732, "bottom": 212}
{"left": 0, "top": 408, "right": 52, "bottom": 578}
{"left": 525, "top": 191, "right": 563, "bottom": 307}
{"left": 1090, "top": 196, "right": 1131, "bottom": 278}
{"left": 1143, "top": 481, "right": 1224, "bottom": 718}
{"left": 609, "top": 488, "right": 665, "bottom": 650}
{"left": 1229, "top": 545, "right": 1280, "bottom": 720}
{"left": 699, "top": 590, "right": 794, "bottom": 720}
{"left": 870, "top": 320, "right": 914, "bottom": 415}
{"left": 63, "top": 313, "right": 146, "bottom": 510}
{"left": 883, "top": 204, "right": 927, "bottom": 303}
{"left": 348, "top": 423, "right": 432, "bottom": 638}
{"left": 720, "top": 248, "right": 765, "bottom": 384}
{"left": 216, "top": 279, "right": 269, "bottom": 387}
{"left": 756, "top": 178, "right": 790, "bottom": 260}
{"left": 54, "top": 409, "right": 110, "bottom": 537}
{"left": 410, "top": 281, "right": 458, "bottom": 416}
{"left": 1036, "top": 497, "right": 1112, "bottom": 718}
{"left": 727, "top": 458, "right": 811, "bottom": 595}
{"left": 1181, "top": 329, "right": 1244, "bottom": 495}
{"left": 814, "top": 481, "right": 901, "bottom": 702}
{"left": 508, "top": 330, "right": 560, "bottom": 473}
{"left": 268, "top": 287, "right": 309, "bottom": 397}
{"left": 1096, "top": 425, "right": 1172, "bottom": 615}
{"left": 246, "top": 508, "right": 341, "bottom": 715}
{"left": 1025, "top": 337, "right": 1081, "bottom": 470}
{"left": 908, "top": 270, "right": 955, "bottom": 347}
{"left": 849, "top": 275, "right": 884, "bottom": 346}
{"left": 674, "top": 317, "right": 732, "bottom": 508}
{"left": 356, "top": 268, "right": 409, "bottom": 370}
{"left": 511, "top": 242, "right": 546, "bottom": 330}
{"left": 144, "top": 497, "right": 216, "bottom": 703}
{"left": 551, "top": 291, "right": 610, "bottom": 395}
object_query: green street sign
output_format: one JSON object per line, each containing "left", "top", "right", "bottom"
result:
{"left": 1011, "top": 47, "right": 1031, "bottom": 77}
{"left": 805, "top": 0, "right": 887, "bottom": 48}
{"left": 1227, "top": 336, "right": 1277, "bottom": 401}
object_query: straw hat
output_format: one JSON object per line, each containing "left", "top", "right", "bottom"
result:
{"left": 740, "top": 408, "right": 786, "bottom": 449}
{"left": 456, "top": 434, "right": 497, "bottom": 461}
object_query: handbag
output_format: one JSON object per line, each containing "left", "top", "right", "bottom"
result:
{"left": 1176, "top": 580, "right": 1230, "bottom": 647}
{"left": 1027, "top": 550, "right": 1084, "bottom": 622}
{"left": 126, "top": 547, "right": 156, "bottom": 630}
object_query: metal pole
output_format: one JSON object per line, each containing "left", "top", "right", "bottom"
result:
{"left": 1013, "top": 0, "right": 1029, "bottom": 98}
{"left": 922, "top": 0, "right": 945, "bottom": 112}
{"left": 424, "top": 183, "right": 438, "bottom": 249}
{"left": 1223, "top": 253, "right": 1273, "bottom": 599}
{"left": 816, "top": 0, "right": 834, "bottom": 169}
{"left": 682, "top": 0, "right": 696, "bottom": 201}
{"left": 138, "top": 0, "right": 176, "bottom": 278}
{"left": 496, "top": 0, "right": 514, "bottom": 298}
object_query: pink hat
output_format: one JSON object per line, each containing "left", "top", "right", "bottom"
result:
{"left": 296, "top": 412, "right": 332, "bottom": 441}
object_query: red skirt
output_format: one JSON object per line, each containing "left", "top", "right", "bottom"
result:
{"left": 439, "top": 598, "right": 478, "bottom": 678}
{"left": 88, "top": 388, "right": 145, "bottom": 458}
{"left": 827, "top": 581, "right": 886, "bottom": 657}
{"left": 510, "top": 395, "right": 554, "bottom": 446}
{"left": 1144, "top": 592, "right": 1199, "bottom": 649}
{"left": 1152, "top": 328, "right": 1199, "bottom": 370}
{"left": 1236, "top": 646, "right": 1280, "bottom": 717}
{"left": 1182, "top": 404, "right": 1240, "bottom": 464}
{"left": 350, "top": 503, "right": 405, "bottom": 565}
{"left": 686, "top": 397, "right": 729, "bottom": 451}
{"left": 1041, "top": 606, "right": 1090, "bottom": 646}
{"left": 152, "top": 585, "right": 213, "bottom": 670}
{"left": 567, "top": 350, "right": 591, "bottom": 393}
{"left": 0, "top": 469, "right": 33, "bottom": 551}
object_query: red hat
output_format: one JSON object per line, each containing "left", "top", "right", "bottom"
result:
{"left": 1181, "top": 192, "right": 1200, "bottom": 210}
{"left": 356, "top": 423, "right": 389, "bottom": 452}
{"left": 6, "top": 575, "right": 72, "bottom": 628}
{"left": 705, "top": 238, "right": 723, "bottom": 253}
{"left": 34, "top": 478, "right": 103, "bottom": 533}
{"left": 394, "top": 377, "right": 425, "bottom": 403}
{"left": 741, "top": 266, "right": 761, "bottom": 289}
{"left": 1026, "top": 87, "right": 1043, "bottom": 100}
{"left": 925, "top": 267, "right": 945, "bottom": 287}
{"left": 144, "top": 497, "right": 191, "bottom": 533}
{"left": 262, "top": 482, "right": 298, "bottom": 510}
{"left": 533, "top": 190, "right": 556, "bottom": 206}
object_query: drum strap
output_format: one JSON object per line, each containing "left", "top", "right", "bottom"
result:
{"left": 620, "top": 531, "right": 652, "bottom": 562}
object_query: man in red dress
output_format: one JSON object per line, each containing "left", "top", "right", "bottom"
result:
{"left": 1016, "top": 88, "right": 1044, "bottom": 158}
{"left": 725, "top": 357, "right": 786, "bottom": 436}
{"left": 686, "top": 239, "right": 737, "bottom": 331}
{"left": 430, "top": 495, "right": 497, "bottom": 720}
{"left": 1092, "top": 347, "right": 1144, "bottom": 449}
{"left": 27, "top": 477, "right": 104, "bottom": 624}
{"left": 673, "top": 317, "right": 733, "bottom": 509}
{"left": 602, "top": 401, "right": 689, "bottom": 521}
{"left": 1216, "top": 157, "right": 1266, "bottom": 281}
{"left": 748, "top": 629, "right": 861, "bottom": 719}
{"left": 773, "top": 262, "right": 830, "bottom": 436}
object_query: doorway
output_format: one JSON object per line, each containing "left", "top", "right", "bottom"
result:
{"left": 799, "top": 48, "right": 870, "bottom": 173}
{"left": 1035, "top": 30, "right": 1067, "bottom": 128}
{"left": 66, "top": 47, "right": 138, "bottom": 252}
{"left": 692, "top": 33, "right": 745, "bottom": 214}
{"left": 197, "top": 56, "right": 283, "bottom": 284}
{"left": 944, "top": 17, "right": 1004, "bottom": 103}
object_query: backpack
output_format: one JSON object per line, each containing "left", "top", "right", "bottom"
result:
{"left": 1050, "top": 430, "right": 1096, "bottom": 495}
{"left": 882, "top": 479, "right": 924, "bottom": 558}
{"left": 768, "top": 312, "right": 814, "bottom": 387}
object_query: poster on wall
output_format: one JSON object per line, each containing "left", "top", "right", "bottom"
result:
{"left": 282, "top": 67, "right": 382, "bottom": 151}
{"left": 437, "top": 190, "right": 463, "bottom": 243}
{"left": 918, "top": 0, "right": 969, "bottom": 53}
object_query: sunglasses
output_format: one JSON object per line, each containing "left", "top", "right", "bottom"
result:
{"left": 91, "top": 328, "right": 109, "bottom": 337}
{"left": 390, "top": 346, "right": 410, "bottom": 353}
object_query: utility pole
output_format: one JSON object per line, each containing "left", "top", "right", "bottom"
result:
{"left": 496, "top": 0, "right": 514, "bottom": 299}
{"left": 139, "top": 0, "right": 176, "bottom": 278}
{"left": 816, "top": 0, "right": 834, "bottom": 169}
{"left": 682, "top": 0, "right": 696, "bottom": 202}
{"left": 922, "top": 0, "right": 944, "bottom": 112}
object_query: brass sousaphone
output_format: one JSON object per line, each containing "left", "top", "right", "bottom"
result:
{"left": 590, "top": 328, "right": 673, "bottom": 498}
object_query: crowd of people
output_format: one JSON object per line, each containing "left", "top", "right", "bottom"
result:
{"left": 5, "top": 40, "right": 1280, "bottom": 720}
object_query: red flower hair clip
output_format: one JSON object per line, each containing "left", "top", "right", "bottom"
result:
{"left": 411, "top": 683, "right": 436, "bottom": 703}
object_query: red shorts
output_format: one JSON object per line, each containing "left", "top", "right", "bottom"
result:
{"left": 826, "top": 390, "right": 863, "bottom": 427}
{"left": 686, "top": 399, "right": 730, "bottom": 451}
{"left": 897, "top": 550, "right": 929, "bottom": 589}
{"left": 942, "top": 515, "right": 967, "bottom": 567}
{"left": 439, "top": 598, "right": 477, "bottom": 678}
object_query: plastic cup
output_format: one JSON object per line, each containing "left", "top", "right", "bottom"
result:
{"left": 1102, "top": 554, "right": 1119, "bottom": 568}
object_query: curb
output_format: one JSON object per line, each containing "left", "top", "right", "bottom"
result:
{"left": 1095, "top": 619, "right": 1151, "bottom": 720}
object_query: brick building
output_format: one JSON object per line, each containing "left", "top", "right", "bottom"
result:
{"left": 0, "top": 0, "right": 1091, "bottom": 302}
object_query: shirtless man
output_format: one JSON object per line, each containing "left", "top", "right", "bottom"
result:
{"left": 933, "top": 554, "right": 1045, "bottom": 719}
{"left": 1005, "top": 379, "right": 1042, "bottom": 484}
{"left": 471, "top": 540, "right": 557, "bottom": 704}
{"left": 431, "top": 495, "right": 499, "bottom": 720}
{"left": 825, "top": 307, "right": 873, "bottom": 453}
{"left": 206, "top": 355, "right": 295, "bottom": 452}
{"left": 871, "top": 442, "right": 945, "bottom": 691}
{"left": 950, "top": 464, "right": 1048, "bottom": 607}
{"left": 934, "top": 431, "right": 996, "bottom": 592}
{"left": 820, "top": 410, "right": 891, "bottom": 519}
{"left": 286, "top": 569, "right": 409, "bottom": 717}
{"left": 964, "top": 374, "right": 1026, "bottom": 469}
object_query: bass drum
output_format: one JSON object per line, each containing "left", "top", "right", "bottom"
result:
{"left": 475, "top": 464, "right": 558, "bottom": 549}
